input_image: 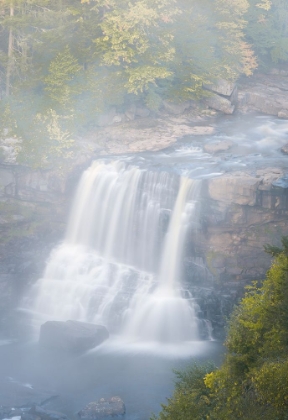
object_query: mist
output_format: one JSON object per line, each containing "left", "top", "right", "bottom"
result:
{"left": 0, "top": 1, "right": 288, "bottom": 420}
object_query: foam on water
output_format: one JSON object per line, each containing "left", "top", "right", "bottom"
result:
{"left": 23, "top": 160, "right": 201, "bottom": 350}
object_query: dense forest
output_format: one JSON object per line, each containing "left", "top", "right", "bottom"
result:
{"left": 0, "top": 0, "right": 288, "bottom": 166}
{"left": 153, "top": 238, "right": 288, "bottom": 420}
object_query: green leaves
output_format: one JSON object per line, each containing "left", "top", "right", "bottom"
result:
{"left": 1, "top": 0, "right": 287, "bottom": 168}
{"left": 154, "top": 238, "right": 288, "bottom": 420}
{"left": 245, "top": 0, "right": 288, "bottom": 65}
{"left": 44, "top": 46, "right": 82, "bottom": 108}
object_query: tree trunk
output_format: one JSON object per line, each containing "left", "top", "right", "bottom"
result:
{"left": 6, "top": 4, "right": 14, "bottom": 96}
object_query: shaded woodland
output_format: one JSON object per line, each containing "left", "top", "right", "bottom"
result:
{"left": 0, "top": 0, "right": 287, "bottom": 166}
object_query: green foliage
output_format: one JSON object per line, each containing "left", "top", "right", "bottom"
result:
{"left": 153, "top": 237, "right": 288, "bottom": 420}
{"left": 245, "top": 0, "right": 288, "bottom": 65}
{"left": 151, "top": 363, "right": 215, "bottom": 420}
{"left": 44, "top": 46, "right": 82, "bottom": 108}
{"left": 16, "top": 109, "right": 75, "bottom": 169}
{"left": 264, "top": 236, "right": 288, "bottom": 256}
{"left": 1, "top": 0, "right": 288, "bottom": 167}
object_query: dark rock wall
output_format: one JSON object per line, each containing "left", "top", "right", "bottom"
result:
{"left": 0, "top": 164, "right": 70, "bottom": 336}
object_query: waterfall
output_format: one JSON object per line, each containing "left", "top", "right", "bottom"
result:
{"left": 26, "top": 160, "right": 200, "bottom": 344}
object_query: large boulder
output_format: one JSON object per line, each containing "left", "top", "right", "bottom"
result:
{"left": 78, "top": 397, "right": 125, "bottom": 420}
{"left": 39, "top": 320, "right": 109, "bottom": 353}
{"left": 204, "top": 93, "right": 235, "bottom": 115}
{"left": 203, "top": 79, "right": 236, "bottom": 97}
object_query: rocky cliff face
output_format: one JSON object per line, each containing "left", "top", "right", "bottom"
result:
{"left": 203, "top": 169, "right": 288, "bottom": 283}
{"left": 0, "top": 164, "right": 69, "bottom": 335}
{"left": 181, "top": 169, "right": 288, "bottom": 338}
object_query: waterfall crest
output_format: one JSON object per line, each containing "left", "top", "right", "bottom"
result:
{"left": 26, "top": 160, "right": 200, "bottom": 344}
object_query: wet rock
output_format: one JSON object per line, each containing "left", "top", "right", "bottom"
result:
{"left": 25, "top": 405, "right": 67, "bottom": 420}
{"left": 278, "top": 109, "right": 288, "bottom": 119}
{"left": 272, "top": 175, "right": 288, "bottom": 189}
{"left": 0, "top": 380, "right": 57, "bottom": 408}
{"left": 162, "top": 100, "right": 191, "bottom": 115}
{"left": 78, "top": 397, "right": 125, "bottom": 420}
{"left": 39, "top": 320, "right": 109, "bottom": 353}
{"left": 257, "top": 168, "right": 284, "bottom": 191}
{"left": 204, "top": 93, "right": 235, "bottom": 115}
{"left": 203, "top": 140, "right": 234, "bottom": 154}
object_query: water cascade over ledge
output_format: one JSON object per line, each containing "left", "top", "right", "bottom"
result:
{"left": 25, "top": 160, "right": 201, "bottom": 346}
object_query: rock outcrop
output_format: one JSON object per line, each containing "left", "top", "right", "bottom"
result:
{"left": 22, "top": 406, "right": 68, "bottom": 420}
{"left": 39, "top": 320, "right": 109, "bottom": 353}
{"left": 199, "top": 168, "right": 288, "bottom": 286}
{"left": 204, "top": 94, "right": 235, "bottom": 115}
{"left": 203, "top": 79, "right": 238, "bottom": 114}
{"left": 238, "top": 73, "right": 288, "bottom": 117}
{"left": 78, "top": 397, "right": 125, "bottom": 420}
{"left": 208, "top": 172, "right": 261, "bottom": 206}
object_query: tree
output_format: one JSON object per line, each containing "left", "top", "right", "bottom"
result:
{"left": 153, "top": 237, "right": 288, "bottom": 420}
{"left": 44, "top": 45, "right": 82, "bottom": 109}
{"left": 245, "top": 0, "right": 288, "bottom": 66}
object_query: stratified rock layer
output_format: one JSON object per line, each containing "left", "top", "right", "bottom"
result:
{"left": 239, "top": 73, "right": 288, "bottom": 117}
{"left": 200, "top": 168, "right": 288, "bottom": 285}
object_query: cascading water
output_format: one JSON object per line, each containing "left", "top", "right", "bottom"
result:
{"left": 122, "top": 177, "right": 199, "bottom": 342}
{"left": 25, "top": 160, "right": 201, "bottom": 345}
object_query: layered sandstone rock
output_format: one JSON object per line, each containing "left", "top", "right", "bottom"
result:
{"left": 198, "top": 168, "right": 288, "bottom": 286}
{"left": 238, "top": 73, "right": 288, "bottom": 117}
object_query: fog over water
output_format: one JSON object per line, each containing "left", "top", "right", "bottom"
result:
{"left": 0, "top": 115, "right": 287, "bottom": 419}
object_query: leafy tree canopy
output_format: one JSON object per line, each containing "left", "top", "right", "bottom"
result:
{"left": 0, "top": 0, "right": 287, "bottom": 166}
{"left": 153, "top": 237, "right": 288, "bottom": 420}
